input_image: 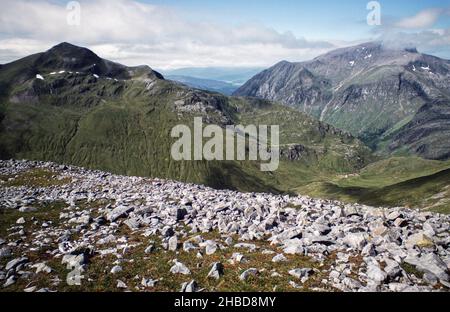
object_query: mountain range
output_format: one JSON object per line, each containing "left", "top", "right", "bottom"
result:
{"left": 0, "top": 42, "right": 371, "bottom": 192}
{"left": 0, "top": 42, "right": 449, "bottom": 212}
{"left": 234, "top": 42, "right": 450, "bottom": 160}
{"left": 165, "top": 75, "right": 238, "bottom": 95}
{"left": 161, "top": 67, "right": 264, "bottom": 86}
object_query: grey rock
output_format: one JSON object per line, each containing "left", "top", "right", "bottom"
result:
{"left": 361, "top": 243, "right": 376, "bottom": 257}
{"left": 393, "top": 218, "right": 408, "bottom": 228}
{"left": 183, "top": 241, "right": 196, "bottom": 252}
{"left": 384, "top": 261, "right": 402, "bottom": 279}
{"left": 61, "top": 254, "right": 86, "bottom": 270}
{"left": 175, "top": 207, "right": 188, "bottom": 221}
{"left": 161, "top": 226, "right": 175, "bottom": 238}
{"left": 168, "top": 236, "right": 178, "bottom": 252}
{"left": 124, "top": 217, "right": 141, "bottom": 230}
{"left": 386, "top": 211, "right": 402, "bottom": 221}
{"left": 144, "top": 245, "right": 155, "bottom": 254}
{"left": 366, "top": 263, "right": 387, "bottom": 285}
{"left": 272, "top": 254, "right": 288, "bottom": 263}
{"left": 282, "top": 238, "right": 303, "bottom": 252}
{"left": 342, "top": 277, "right": 363, "bottom": 289}
{"left": 24, "top": 286, "right": 37, "bottom": 292}
{"left": 33, "top": 263, "right": 52, "bottom": 274}
{"left": 181, "top": 280, "right": 198, "bottom": 292}
{"left": 423, "top": 222, "right": 436, "bottom": 236}
{"left": 205, "top": 241, "right": 218, "bottom": 255}
{"left": 343, "top": 233, "right": 368, "bottom": 250}
{"left": 207, "top": 262, "right": 224, "bottom": 280}
{"left": 224, "top": 237, "right": 233, "bottom": 246}
{"left": 0, "top": 247, "right": 11, "bottom": 259}
{"left": 19, "top": 207, "right": 37, "bottom": 213}
{"left": 110, "top": 265, "right": 123, "bottom": 274}
{"left": 141, "top": 277, "right": 158, "bottom": 288}
{"left": 170, "top": 261, "right": 191, "bottom": 275}
{"left": 66, "top": 268, "right": 84, "bottom": 286}
{"left": 5, "top": 257, "right": 28, "bottom": 271}
{"left": 423, "top": 272, "right": 438, "bottom": 286}
{"left": 288, "top": 268, "right": 313, "bottom": 279}
{"left": 234, "top": 243, "right": 257, "bottom": 252}
{"left": 405, "top": 253, "right": 449, "bottom": 282}
{"left": 117, "top": 280, "right": 127, "bottom": 289}
{"left": 106, "top": 206, "right": 134, "bottom": 222}
{"left": 405, "top": 232, "right": 434, "bottom": 248}
{"left": 239, "top": 268, "right": 259, "bottom": 281}
{"left": 3, "top": 276, "right": 15, "bottom": 288}
{"left": 230, "top": 253, "right": 246, "bottom": 264}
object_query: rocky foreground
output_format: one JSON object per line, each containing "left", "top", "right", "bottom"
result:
{"left": 0, "top": 160, "right": 449, "bottom": 292}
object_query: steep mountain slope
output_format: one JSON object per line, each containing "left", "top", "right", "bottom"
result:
{"left": 380, "top": 99, "right": 450, "bottom": 160}
{"left": 0, "top": 43, "right": 372, "bottom": 193}
{"left": 234, "top": 42, "right": 450, "bottom": 159}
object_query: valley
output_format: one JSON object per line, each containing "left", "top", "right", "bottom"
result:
{"left": 0, "top": 42, "right": 449, "bottom": 214}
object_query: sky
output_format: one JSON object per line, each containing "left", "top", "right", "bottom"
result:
{"left": 0, "top": 0, "right": 450, "bottom": 69}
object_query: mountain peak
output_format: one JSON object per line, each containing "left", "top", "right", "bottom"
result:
{"left": 50, "top": 42, "right": 82, "bottom": 51}
{"left": 46, "top": 42, "right": 100, "bottom": 61}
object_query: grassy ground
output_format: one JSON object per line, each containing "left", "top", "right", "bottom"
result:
{"left": 0, "top": 196, "right": 341, "bottom": 292}
{"left": 295, "top": 157, "right": 450, "bottom": 213}
{"left": 1, "top": 163, "right": 446, "bottom": 292}
{"left": 0, "top": 168, "right": 71, "bottom": 188}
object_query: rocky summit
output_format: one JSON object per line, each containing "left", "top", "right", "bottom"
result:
{"left": 0, "top": 159, "right": 449, "bottom": 292}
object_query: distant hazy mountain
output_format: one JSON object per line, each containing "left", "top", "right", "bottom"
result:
{"left": 161, "top": 67, "right": 264, "bottom": 86}
{"left": 234, "top": 42, "right": 450, "bottom": 160}
{"left": 166, "top": 75, "right": 238, "bottom": 95}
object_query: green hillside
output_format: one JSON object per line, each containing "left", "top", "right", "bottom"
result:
{"left": 296, "top": 157, "right": 450, "bottom": 213}
{"left": 1, "top": 43, "right": 449, "bottom": 214}
{"left": 0, "top": 43, "right": 373, "bottom": 194}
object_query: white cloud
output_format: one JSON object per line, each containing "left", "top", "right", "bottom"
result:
{"left": 0, "top": 0, "right": 336, "bottom": 69}
{"left": 381, "top": 28, "right": 450, "bottom": 54}
{"left": 369, "top": 7, "right": 450, "bottom": 59}
{"left": 395, "top": 8, "right": 443, "bottom": 29}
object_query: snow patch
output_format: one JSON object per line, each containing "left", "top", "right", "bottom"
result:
{"left": 35, "top": 74, "right": 44, "bottom": 80}
{"left": 58, "top": 71, "right": 65, "bottom": 74}
{"left": 349, "top": 61, "right": 355, "bottom": 67}
{"left": 93, "top": 74, "right": 99, "bottom": 79}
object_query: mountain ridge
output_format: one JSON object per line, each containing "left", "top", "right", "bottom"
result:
{"left": 0, "top": 42, "right": 372, "bottom": 194}
{"left": 234, "top": 42, "right": 450, "bottom": 160}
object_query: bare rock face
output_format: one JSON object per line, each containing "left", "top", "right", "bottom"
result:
{"left": 0, "top": 159, "right": 449, "bottom": 292}
{"left": 234, "top": 42, "right": 450, "bottom": 160}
